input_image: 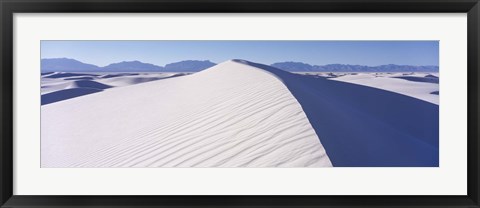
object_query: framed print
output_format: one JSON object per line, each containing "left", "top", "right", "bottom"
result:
{"left": 1, "top": 0, "right": 479, "bottom": 207}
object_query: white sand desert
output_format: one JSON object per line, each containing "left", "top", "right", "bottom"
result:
{"left": 41, "top": 60, "right": 439, "bottom": 167}
{"left": 41, "top": 60, "right": 333, "bottom": 167}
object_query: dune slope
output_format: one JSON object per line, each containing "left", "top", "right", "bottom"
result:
{"left": 41, "top": 60, "right": 332, "bottom": 167}
{"left": 331, "top": 73, "right": 439, "bottom": 105}
{"left": 244, "top": 61, "right": 439, "bottom": 167}
{"left": 41, "top": 72, "right": 187, "bottom": 105}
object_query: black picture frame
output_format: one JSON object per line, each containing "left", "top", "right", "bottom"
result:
{"left": 1, "top": 0, "right": 479, "bottom": 207}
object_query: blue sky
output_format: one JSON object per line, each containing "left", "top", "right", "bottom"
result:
{"left": 41, "top": 41, "right": 439, "bottom": 67}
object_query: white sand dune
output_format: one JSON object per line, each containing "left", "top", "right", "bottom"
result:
{"left": 65, "top": 80, "right": 112, "bottom": 89}
{"left": 331, "top": 73, "right": 439, "bottom": 105}
{"left": 41, "top": 72, "right": 186, "bottom": 104}
{"left": 96, "top": 73, "right": 183, "bottom": 87}
{"left": 41, "top": 60, "right": 333, "bottom": 167}
{"left": 225, "top": 61, "right": 438, "bottom": 167}
{"left": 41, "top": 80, "right": 73, "bottom": 95}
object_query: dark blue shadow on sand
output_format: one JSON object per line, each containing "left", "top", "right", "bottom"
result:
{"left": 42, "top": 80, "right": 112, "bottom": 105}
{"left": 43, "top": 72, "right": 99, "bottom": 79}
{"left": 42, "top": 88, "right": 103, "bottom": 105}
{"left": 237, "top": 60, "right": 439, "bottom": 167}
{"left": 41, "top": 74, "right": 187, "bottom": 105}
{"left": 393, "top": 76, "right": 439, "bottom": 84}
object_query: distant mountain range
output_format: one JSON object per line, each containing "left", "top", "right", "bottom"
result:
{"left": 41, "top": 58, "right": 100, "bottom": 72}
{"left": 41, "top": 58, "right": 217, "bottom": 72}
{"left": 41, "top": 58, "right": 439, "bottom": 73}
{"left": 102, "top": 61, "right": 164, "bottom": 71}
{"left": 271, "top": 62, "right": 439, "bottom": 72}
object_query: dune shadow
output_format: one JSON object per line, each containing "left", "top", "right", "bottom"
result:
{"left": 239, "top": 60, "right": 439, "bottom": 167}
{"left": 101, "top": 73, "right": 186, "bottom": 86}
{"left": 99, "top": 73, "right": 140, "bottom": 79}
{"left": 67, "top": 80, "right": 112, "bottom": 89}
{"left": 64, "top": 77, "right": 96, "bottom": 81}
{"left": 393, "top": 76, "right": 439, "bottom": 84}
{"left": 41, "top": 72, "right": 55, "bottom": 76}
{"left": 41, "top": 73, "right": 188, "bottom": 105}
{"left": 42, "top": 88, "right": 103, "bottom": 105}
{"left": 42, "top": 81, "right": 112, "bottom": 105}
{"left": 43, "top": 72, "right": 100, "bottom": 79}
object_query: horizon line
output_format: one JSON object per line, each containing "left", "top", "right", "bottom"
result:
{"left": 41, "top": 57, "right": 440, "bottom": 68}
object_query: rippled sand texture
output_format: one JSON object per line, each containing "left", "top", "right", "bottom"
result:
{"left": 41, "top": 60, "right": 332, "bottom": 167}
